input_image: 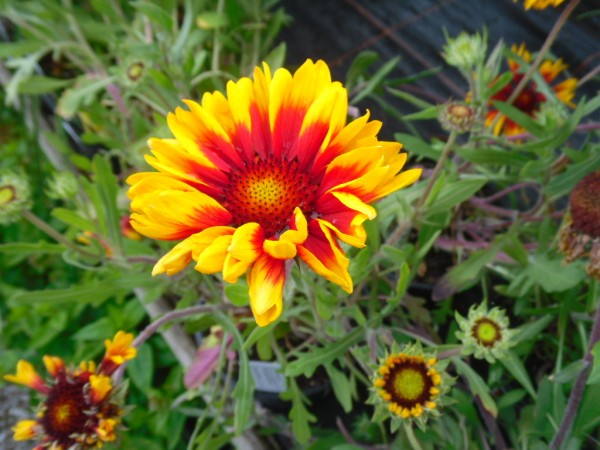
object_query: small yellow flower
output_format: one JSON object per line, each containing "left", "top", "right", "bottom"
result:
{"left": 96, "top": 418, "right": 119, "bottom": 442}
{"left": 103, "top": 331, "right": 137, "bottom": 366}
{"left": 12, "top": 420, "right": 38, "bottom": 441}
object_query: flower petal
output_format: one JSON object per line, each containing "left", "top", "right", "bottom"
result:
{"left": 298, "top": 220, "right": 352, "bottom": 293}
{"left": 247, "top": 254, "right": 286, "bottom": 326}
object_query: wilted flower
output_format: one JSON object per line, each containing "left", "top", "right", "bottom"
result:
{"left": 3, "top": 331, "right": 137, "bottom": 449}
{"left": 486, "top": 43, "right": 577, "bottom": 135}
{"left": 559, "top": 170, "right": 600, "bottom": 279}
{"left": 0, "top": 169, "right": 32, "bottom": 225}
{"left": 514, "top": 0, "right": 565, "bottom": 10}
{"left": 438, "top": 101, "right": 482, "bottom": 134}
{"left": 127, "top": 59, "right": 421, "bottom": 326}
{"left": 442, "top": 31, "right": 487, "bottom": 71}
{"left": 456, "top": 303, "right": 515, "bottom": 363}
{"left": 370, "top": 343, "right": 452, "bottom": 431}
{"left": 184, "top": 327, "right": 235, "bottom": 389}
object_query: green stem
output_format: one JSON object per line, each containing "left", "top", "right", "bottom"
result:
{"left": 21, "top": 210, "right": 98, "bottom": 258}
{"left": 550, "top": 280, "right": 600, "bottom": 449}
{"left": 404, "top": 422, "right": 424, "bottom": 450}
{"left": 211, "top": 0, "right": 225, "bottom": 73}
{"left": 385, "top": 130, "right": 458, "bottom": 247}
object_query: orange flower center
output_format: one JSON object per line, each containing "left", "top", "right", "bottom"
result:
{"left": 42, "top": 379, "right": 88, "bottom": 443}
{"left": 223, "top": 156, "right": 318, "bottom": 237}
{"left": 570, "top": 171, "right": 600, "bottom": 238}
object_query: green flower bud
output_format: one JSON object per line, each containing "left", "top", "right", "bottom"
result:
{"left": 442, "top": 31, "right": 487, "bottom": 71}
{"left": 46, "top": 171, "right": 78, "bottom": 200}
{"left": 0, "top": 170, "right": 32, "bottom": 225}
{"left": 456, "top": 303, "right": 515, "bottom": 363}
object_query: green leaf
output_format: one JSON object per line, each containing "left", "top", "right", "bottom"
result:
{"left": 52, "top": 208, "right": 95, "bottom": 231}
{"left": 263, "top": 42, "right": 287, "bottom": 71}
{"left": 8, "top": 272, "right": 159, "bottom": 305}
{"left": 433, "top": 232, "right": 511, "bottom": 300}
{"left": 453, "top": 358, "right": 498, "bottom": 417}
{"left": 93, "top": 154, "right": 123, "bottom": 252}
{"left": 73, "top": 317, "right": 116, "bottom": 341}
{"left": 0, "top": 241, "right": 65, "bottom": 256}
{"left": 587, "top": 342, "right": 600, "bottom": 385}
{"left": 381, "top": 262, "right": 410, "bottom": 316}
{"left": 0, "top": 41, "right": 45, "bottom": 58}
{"left": 17, "top": 75, "right": 72, "bottom": 94}
{"left": 543, "top": 150, "right": 600, "bottom": 199}
{"left": 425, "top": 178, "right": 487, "bottom": 216}
{"left": 213, "top": 311, "right": 254, "bottom": 435}
{"left": 131, "top": 1, "right": 173, "bottom": 30}
{"left": 491, "top": 100, "right": 544, "bottom": 137}
{"left": 286, "top": 378, "right": 316, "bottom": 445}
{"left": 197, "top": 12, "right": 230, "bottom": 29}
{"left": 242, "top": 322, "right": 277, "bottom": 351}
{"left": 351, "top": 57, "right": 400, "bottom": 104}
{"left": 499, "top": 351, "right": 536, "bottom": 399}
{"left": 29, "top": 310, "right": 69, "bottom": 349}
{"left": 394, "top": 133, "right": 438, "bottom": 159}
{"left": 525, "top": 255, "right": 586, "bottom": 293}
{"left": 456, "top": 147, "right": 528, "bottom": 166}
{"left": 286, "top": 328, "right": 363, "bottom": 378}
{"left": 513, "top": 315, "right": 553, "bottom": 343}
{"left": 346, "top": 50, "right": 379, "bottom": 89}
{"left": 224, "top": 283, "right": 249, "bottom": 307}
{"left": 325, "top": 364, "right": 353, "bottom": 413}
{"left": 56, "top": 76, "right": 115, "bottom": 119}
{"left": 127, "top": 343, "right": 154, "bottom": 393}
{"left": 551, "top": 359, "right": 588, "bottom": 384}
{"left": 403, "top": 106, "right": 439, "bottom": 121}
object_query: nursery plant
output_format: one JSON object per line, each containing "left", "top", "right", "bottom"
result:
{"left": 1, "top": 0, "right": 599, "bottom": 449}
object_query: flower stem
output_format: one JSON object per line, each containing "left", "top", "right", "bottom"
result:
{"left": 385, "top": 130, "right": 458, "bottom": 247}
{"left": 550, "top": 283, "right": 600, "bottom": 449}
{"left": 21, "top": 210, "right": 98, "bottom": 258}
{"left": 404, "top": 422, "right": 424, "bottom": 450}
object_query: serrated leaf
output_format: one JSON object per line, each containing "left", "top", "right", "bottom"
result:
{"left": 286, "top": 328, "right": 363, "bottom": 378}
{"left": 325, "top": 364, "right": 353, "bottom": 413}
{"left": 286, "top": 379, "right": 316, "bottom": 445}
{"left": 525, "top": 255, "right": 586, "bottom": 293}
{"left": 425, "top": 178, "right": 487, "bottom": 216}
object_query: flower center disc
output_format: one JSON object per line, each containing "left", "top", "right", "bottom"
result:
{"left": 223, "top": 157, "right": 317, "bottom": 237}
{"left": 385, "top": 360, "right": 433, "bottom": 408}
{"left": 570, "top": 171, "right": 600, "bottom": 238}
{"left": 43, "top": 380, "right": 88, "bottom": 442}
{"left": 0, "top": 185, "right": 15, "bottom": 205}
{"left": 472, "top": 318, "right": 501, "bottom": 347}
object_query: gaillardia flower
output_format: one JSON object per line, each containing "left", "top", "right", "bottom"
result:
{"left": 370, "top": 343, "right": 452, "bottom": 431}
{"left": 486, "top": 43, "right": 577, "bottom": 135}
{"left": 456, "top": 303, "right": 515, "bottom": 363}
{"left": 3, "top": 331, "right": 137, "bottom": 449}
{"left": 559, "top": 170, "right": 600, "bottom": 279}
{"left": 514, "top": 0, "right": 565, "bottom": 10}
{"left": 127, "top": 59, "right": 421, "bottom": 326}
{"left": 0, "top": 169, "right": 32, "bottom": 225}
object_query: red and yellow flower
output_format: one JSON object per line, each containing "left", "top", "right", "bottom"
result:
{"left": 3, "top": 331, "right": 136, "bottom": 449}
{"left": 515, "top": 0, "right": 565, "bottom": 10}
{"left": 127, "top": 59, "right": 420, "bottom": 326}
{"left": 486, "top": 43, "right": 577, "bottom": 135}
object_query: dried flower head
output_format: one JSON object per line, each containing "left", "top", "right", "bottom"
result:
{"left": 559, "top": 171, "right": 600, "bottom": 279}
{"left": 456, "top": 303, "right": 515, "bottom": 363}
{"left": 370, "top": 343, "right": 452, "bottom": 431}
{"left": 438, "top": 101, "right": 482, "bottom": 134}
{"left": 3, "top": 331, "right": 137, "bottom": 449}
{"left": 442, "top": 31, "right": 487, "bottom": 71}
{"left": 0, "top": 169, "right": 32, "bottom": 225}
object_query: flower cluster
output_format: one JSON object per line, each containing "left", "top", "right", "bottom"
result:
{"left": 486, "top": 43, "right": 577, "bottom": 136}
{"left": 127, "top": 59, "right": 421, "bottom": 326}
{"left": 456, "top": 303, "right": 515, "bottom": 363}
{"left": 370, "top": 343, "right": 452, "bottom": 430}
{"left": 4, "top": 331, "right": 137, "bottom": 449}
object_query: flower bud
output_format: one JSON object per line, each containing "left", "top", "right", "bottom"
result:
{"left": 442, "top": 31, "right": 486, "bottom": 71}
{"left": 438, "top": 101, "right": 481, "bottom": 134}
{"left": 0, "top": 170, "right": 32, "bottom": 225}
